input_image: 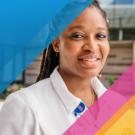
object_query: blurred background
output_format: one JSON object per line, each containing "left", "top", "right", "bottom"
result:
{"left": 0, "top": 0, "right": 135, "bottom": 104}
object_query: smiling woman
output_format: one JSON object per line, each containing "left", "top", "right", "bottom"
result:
{"left": 0, "top": 1, "right": 110, "bottom": 135}
{"left": 51, "top": 6, "right": 110, "bottom": 107}
{"left": 37, "top": 0, "right": 110, "bottom": 107}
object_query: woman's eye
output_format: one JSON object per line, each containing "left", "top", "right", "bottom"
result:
{"left": 70, "top": 32, "right": 84, "bottom": 39}
{"left": 96, "top": 33, "right": 107, "bottom": 39}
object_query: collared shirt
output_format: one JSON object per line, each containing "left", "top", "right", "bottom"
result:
{"left": 0, "top": 67, "right": 107, "bottom": 135}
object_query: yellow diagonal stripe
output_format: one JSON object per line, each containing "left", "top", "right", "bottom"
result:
{"left": 96, "top": 95, "right": 135, "bottom": 135}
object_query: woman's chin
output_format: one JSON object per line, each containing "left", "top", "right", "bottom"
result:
{"left": 80, "top": 69, "right": 100, "bottom": 79}
{"left": 78, "top": 64, "right": 102, "bottom": 78}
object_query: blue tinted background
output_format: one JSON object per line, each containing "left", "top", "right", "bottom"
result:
{"left": 0, "top": 0, "right": 93, "bottom": 93}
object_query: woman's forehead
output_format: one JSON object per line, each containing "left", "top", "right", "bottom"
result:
{"left": 64, "top": 7, "right": 107, "bottom": 32}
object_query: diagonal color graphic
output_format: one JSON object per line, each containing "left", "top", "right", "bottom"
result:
{"left": 0, "top": 0, "right": 93, "bottom": 93}
{"left": 64, "top": 63, "right": 135, "bottom": 135}
{"left": 96, "top": 95, "right": 135, "bottom": 135}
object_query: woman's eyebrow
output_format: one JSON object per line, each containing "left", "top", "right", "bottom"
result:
{"left": 96, "top": 27, "right": 107, "bottom": 31}
{"left": 67, "top": 25, "right": 84, "bottom": 32}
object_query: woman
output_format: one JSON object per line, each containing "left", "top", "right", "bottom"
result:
{"left": 0, "top": 1, "right": 110, "bottom": 135}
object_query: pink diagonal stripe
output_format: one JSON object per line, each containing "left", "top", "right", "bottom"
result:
{"left": 64, "top": 64, "right": 135, "bottom": 135}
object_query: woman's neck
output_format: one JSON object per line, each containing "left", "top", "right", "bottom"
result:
{"left": 59, "top": 69, "right": 96, "bottom": 107}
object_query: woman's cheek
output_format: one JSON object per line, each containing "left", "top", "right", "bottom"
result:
{"left": 102, "top": 42, "right": 110, "bottom": 55}
{"left": 63, "top": 44, "right": 81, "bottom": 54}
{"left": 100, "top": 43, "right": 110, "bottom": 64}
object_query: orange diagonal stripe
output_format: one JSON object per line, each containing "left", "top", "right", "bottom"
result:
{"left": 96, "top": 95, "right": 135, "bottom": 135}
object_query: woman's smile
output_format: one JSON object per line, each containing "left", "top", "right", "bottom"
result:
{"left": 78, "top": 54, "right": 101, "bottom": 69}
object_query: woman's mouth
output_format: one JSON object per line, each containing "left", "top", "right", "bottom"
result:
{"left": 78, "top": 56, "right": 101, "bottom": 68}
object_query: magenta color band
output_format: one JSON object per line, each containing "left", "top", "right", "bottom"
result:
{"left": 64, "top": 64, "right": 135, "bottom": 135}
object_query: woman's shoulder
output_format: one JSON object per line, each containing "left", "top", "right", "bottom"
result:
{"left": 18, "top": 78, "right": 52, "bottom": 96}
{"left": 3, "top": 78, "right": 54, "bottom": 111}
{"left": 0, "top": 79, "right": 54, "bottom": 135}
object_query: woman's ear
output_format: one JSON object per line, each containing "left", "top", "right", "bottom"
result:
{"left": 52, "top": 38, "right": 60, "bottom": 52}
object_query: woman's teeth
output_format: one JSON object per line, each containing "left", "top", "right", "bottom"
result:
{"left": 83, "top": 58, "right": 97, "bottom": 62}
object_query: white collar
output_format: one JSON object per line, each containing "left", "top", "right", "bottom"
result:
{"left": 50, "top": 67, "right": 107, "bottom": 113}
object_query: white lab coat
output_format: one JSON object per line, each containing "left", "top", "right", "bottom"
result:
{"left": 0, "top": 67, "right": 107, "bottom": 135}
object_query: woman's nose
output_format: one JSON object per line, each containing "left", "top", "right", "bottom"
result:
{"left": 82, "top": 37, "right": 99, "bottom": 52}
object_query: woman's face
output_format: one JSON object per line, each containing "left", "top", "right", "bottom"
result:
{"left": 54, "top": 6, "right": 110, "bottom": 79}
